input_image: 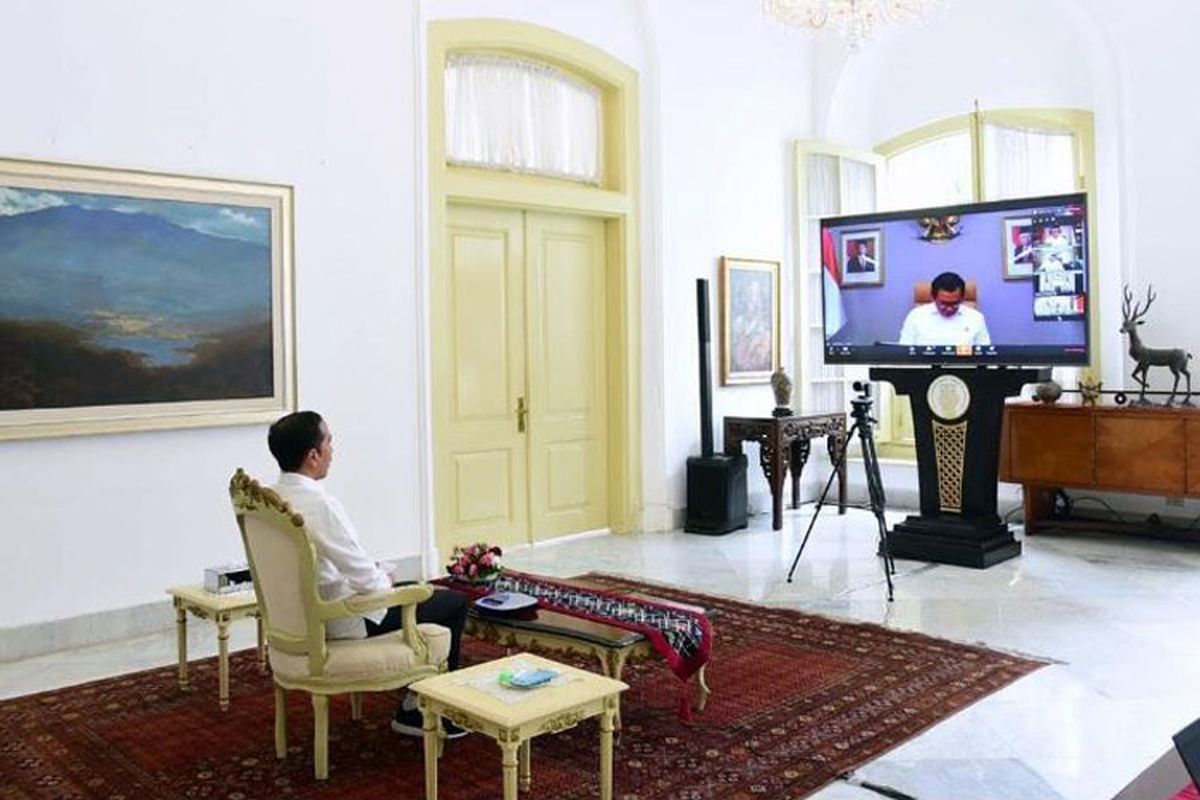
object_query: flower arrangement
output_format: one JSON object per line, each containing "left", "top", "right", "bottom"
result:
{"left": 446, "top": 542, "right": 503, "bottom": 584}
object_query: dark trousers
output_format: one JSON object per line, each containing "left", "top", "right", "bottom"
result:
{"left": 364, "top": 587, "right": 468, "bottom": 671}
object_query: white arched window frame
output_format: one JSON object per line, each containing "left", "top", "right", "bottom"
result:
{"left": 873, "top": 108, "right": 1097, "bottom": 458}
{"left": 444, "top": 53, "right": 604, "bottom": 185}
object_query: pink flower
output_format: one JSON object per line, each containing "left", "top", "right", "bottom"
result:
{"left": 480, "top": 554, "right": 493, "bottom": 567}
{"left": 468, "top": 563, "right": 478, "bottom": 576}
{"left": 451, "top": 563, "right": 464, "bottom": 575}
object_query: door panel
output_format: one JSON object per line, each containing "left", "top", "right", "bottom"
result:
{"left": 526, "top": 212, "right": 608, "bottom": 540}
{"left": 435, "top": 206, "right": 528, "bottom": 555}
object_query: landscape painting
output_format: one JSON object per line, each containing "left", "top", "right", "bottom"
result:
{"left": 0, "top": 159, "right": 294, "bottom": 440}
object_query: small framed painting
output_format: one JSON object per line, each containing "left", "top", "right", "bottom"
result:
{"left": 720, "top": 256, "right": 780, "bottom": 385}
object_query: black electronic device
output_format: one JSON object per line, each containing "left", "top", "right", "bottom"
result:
{"left": 1175, "top": 716, "right": 1200, "bottom": 793}
{"left": 685, "top": 278, "right": 748, "bottom": 535}
{"left": 787, "top": 380, "right": 896, "bottom": 600}
{"left": 820, "top": 192, "right": 1089, "bottom": 366}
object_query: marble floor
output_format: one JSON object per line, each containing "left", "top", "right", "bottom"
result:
{"left": 3, "top": 507, "right": 1199, "bottom": 800}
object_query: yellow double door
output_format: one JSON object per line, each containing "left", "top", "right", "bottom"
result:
{"left": 434, "top": 205, "right": 609, "bottom": 556}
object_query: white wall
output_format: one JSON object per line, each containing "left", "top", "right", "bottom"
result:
{"left": 0, "top": 0, "right": 426, "bottom": 627}
{"left": 1, "top": 0, "right": 817, "bottom": 628}
{"left": 644, "top": 2, "right": 815, "bottom": 516}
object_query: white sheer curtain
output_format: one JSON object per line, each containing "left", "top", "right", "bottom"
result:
{"left": 841, "top": 158, "right": 877, "bottom": 214}
{"left": 444, "top": 54, "right": 603, "bottom": 184}
{"left": 983, "top": 123, "right": 1080, "bottom": 389}
{"left": 982, "top": 124, "right": 1076, "bottom": 201}
{"left": 884, "top": 131, "right": 972, "bottom": 210}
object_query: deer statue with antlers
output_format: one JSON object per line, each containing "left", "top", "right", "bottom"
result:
{"left": 1120, "top": 285, "right": 1193, "bottom": 405}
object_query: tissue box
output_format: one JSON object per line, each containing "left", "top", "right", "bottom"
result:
{"left": 203, "top": 564, "right": 253, "bottom": 594}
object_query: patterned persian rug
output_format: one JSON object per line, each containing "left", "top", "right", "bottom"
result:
{"left": 0, "top": 575, "right": 1046, "bottom": 800}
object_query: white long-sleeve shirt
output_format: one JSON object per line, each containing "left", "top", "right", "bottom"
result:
{"left": 272, "top": 472, "right": 392, "bottom": 639}
{"left": 898, "top": 303, "right": 991, "bottom": 347}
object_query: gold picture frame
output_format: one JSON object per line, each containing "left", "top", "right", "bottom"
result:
{"left": 720, "top": 256, "right": 780, "bottom": 385}
{"left": 0, "top": 157, "right": 295, "bottom": 440}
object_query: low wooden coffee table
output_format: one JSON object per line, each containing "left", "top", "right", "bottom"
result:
{"left": 463, "top": 581, "right": 711, "bottom": 723}
{"left": 410, "top": 653, "right": 626, "bottom": 800}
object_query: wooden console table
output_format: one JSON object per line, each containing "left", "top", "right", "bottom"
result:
{"left": 1000, "top": 401, "right": 1200, "bottom": 540}
{"left": 723, "top": 412, "right": 847, "bottom": 531}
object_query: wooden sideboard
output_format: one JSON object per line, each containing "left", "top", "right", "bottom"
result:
{"left": 1000, "top": 401, "right": 1200, "bottom": 538}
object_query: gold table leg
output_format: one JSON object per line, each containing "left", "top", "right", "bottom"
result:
{"left": 174, "top": 602, "right": 189, "bottom": 691}
{"left": 422, "top": 706, "right": 439, "bottom": 800}
{"left": 599, "top": 704, "right": 616, "bottom": 800}
{"left": 696, "top": 665, "right": 711, "bottom": 711}
{"left": 501, "top": 741, "right": 520, "bottom": 800}
{"left": 603, "top": 649, "right": 630, "bottom": 731}
{"left": 519, "top": 739, "right": 532, "bottom": 791}
{"left": 217, "top": 614, "right": 230, "bottom": 711}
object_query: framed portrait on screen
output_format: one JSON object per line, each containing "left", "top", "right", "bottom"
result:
{"left": 840, "top": 229, "right": 883, "bottom": 286}
{"left": 1002, "top": 216, "right": 1037, "bottom": 279}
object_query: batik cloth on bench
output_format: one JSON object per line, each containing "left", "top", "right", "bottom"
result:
{"left": 435, "top": 570, "right": 713, "bottom": 682}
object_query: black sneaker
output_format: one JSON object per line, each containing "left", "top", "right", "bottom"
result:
{"left": 390, "top": 707, "right": 469, "bottom": 739}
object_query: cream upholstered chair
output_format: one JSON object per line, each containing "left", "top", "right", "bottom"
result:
{"left": 229, "top": 469, "right": 450, "bottom": 780}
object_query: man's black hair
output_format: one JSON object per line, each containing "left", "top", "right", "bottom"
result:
{"left": 268, "top": 411, "right": 324, "bottom": 472}
{"left": 931, "top": 271, "right": 966, "bottom": 295}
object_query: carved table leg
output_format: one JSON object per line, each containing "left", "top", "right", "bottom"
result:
{"left": 519, "top": 739, "right": 532, "bottom": 791}
{"left": 828, "top": 432, "right": 848, "bottom": 515}
{"left": 760, "top": 438, "right": 789, "bottom": 531}
{"left": 695, "top": 665, "right": 711, "bottom": 711}
{"left": 217, "top": 613, "right": 230, "bottom": 711}
{"left": 790, "top": 437, "right": 811, "bottom": 509}
{"left": 422, "top": 705, "right": 439, "bottom": 800}
{"left": 600, "top": 703, "right": 616, "bottom": 800}
{"left": 175, "top": 601, "right": 189, "bottom": 692}
{"left": 603, "top": 648, "right": 630, "bottom": 731}
{"left": 501, "top": 741, "right": 520, "bottom": 800}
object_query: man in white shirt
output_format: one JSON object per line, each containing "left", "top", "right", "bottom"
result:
{"left": 898, "top": 271, "right": 991, "bottom": 347}
{"left": 268, "top": 410, "right": 468, "bottom": 738}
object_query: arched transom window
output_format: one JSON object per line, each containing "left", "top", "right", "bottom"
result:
{"left": 444, "top": 53, "right": 603, "bottom": 184}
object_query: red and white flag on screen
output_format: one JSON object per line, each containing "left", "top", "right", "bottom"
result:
{"left": 822, "top": 228, "right": 846, "bottom": 336}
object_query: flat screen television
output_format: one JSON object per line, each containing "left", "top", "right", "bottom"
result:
{"left": 820, "top": 192, "right": 1089, "bottom": 365}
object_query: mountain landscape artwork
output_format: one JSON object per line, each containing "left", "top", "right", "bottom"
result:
{"left": 0, "top": 186, "right": 274, "bottom": 410}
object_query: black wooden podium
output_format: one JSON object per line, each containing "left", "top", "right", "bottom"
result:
{"left": 870, "top": 366, "right": 1050, "bottom": 568}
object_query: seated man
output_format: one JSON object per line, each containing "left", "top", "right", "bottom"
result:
{"left": 267, "top": 410, "right": 468, "bottom": 738}
{"left": 898, "top": 271, "right": 991, "bottom": 347}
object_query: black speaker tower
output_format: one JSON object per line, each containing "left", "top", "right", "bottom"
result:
{"left": 685, "top": 279, "right": 748, "bottom": 534}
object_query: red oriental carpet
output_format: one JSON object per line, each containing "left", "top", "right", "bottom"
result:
{"left": 0, "top": 575, "right": 1046, "bottom": 800}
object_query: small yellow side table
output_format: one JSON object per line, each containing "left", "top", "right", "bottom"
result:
{"left": 166, "top": 585, "right": 266, "bottom": 710}
{"left": 410, "top": 653, "right": 627, "bottom": 800}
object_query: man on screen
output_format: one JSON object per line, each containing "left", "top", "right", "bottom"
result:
{"left": 898, "top": 271, "right": 992, "bottom": 347}
{"left": 845, "top": 240, "right": 877, "bottom": 273}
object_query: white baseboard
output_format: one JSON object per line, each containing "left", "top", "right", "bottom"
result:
{"left": 1, "top": 554, "right": 426, "bottom": 664}
{"left": 0, "top": 599, "right": 174, "bottom": 663}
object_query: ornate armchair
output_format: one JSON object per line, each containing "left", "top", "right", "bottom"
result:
{"left": 229, "top": 469, "right": 450, "bottom": 780}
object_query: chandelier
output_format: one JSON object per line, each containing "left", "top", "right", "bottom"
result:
{"left": 762, "top": 0, "right": 940, "bottom": 50}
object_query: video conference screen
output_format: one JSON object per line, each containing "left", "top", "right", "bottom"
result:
{"left": 821, "top": 193, "right": 1089, "bottom": 365}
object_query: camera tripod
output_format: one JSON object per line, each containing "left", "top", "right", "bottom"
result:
{"left": 786, "top": 381, "right": 896, "bottom": 602}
